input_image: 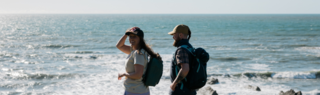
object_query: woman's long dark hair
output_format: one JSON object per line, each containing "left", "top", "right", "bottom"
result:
{"left": 138, "top": 38, "right": 161, "bottom": 60}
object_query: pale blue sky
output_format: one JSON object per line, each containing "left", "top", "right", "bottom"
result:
{"left": 1, "top": 0, "right": 320, "bottom": 14}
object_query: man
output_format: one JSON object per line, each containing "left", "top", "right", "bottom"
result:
{"left": 168, "top": 24, "right": 196, "bottom": 95}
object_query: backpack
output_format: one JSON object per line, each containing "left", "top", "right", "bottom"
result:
{"left": 174, "top": 45, "right": 209, "bottom": 90}
{"left": 142, "top": 56, "right": 163, "bottom": 87}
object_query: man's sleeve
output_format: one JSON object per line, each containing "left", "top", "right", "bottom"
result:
{"left": 175, "top": 48, "right": 189, "bottom": 65}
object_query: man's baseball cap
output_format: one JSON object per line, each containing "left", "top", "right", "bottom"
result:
{"left": 168, "top": 24, "right": 190, "bottom": 35}
{"left": 125, "top": 27, "right": 144, "bottom": 38}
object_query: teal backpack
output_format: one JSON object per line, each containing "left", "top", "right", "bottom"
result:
{"left": 142, "top": 57, "right": 163, "bottom": 87}
{"left": 174, "top": 45, "right": 209, "bottom": 90}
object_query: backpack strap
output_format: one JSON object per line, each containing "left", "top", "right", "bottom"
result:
{"left": 173, "top": 48, "right": 185, "bottom": 90}
{"left": 180, "top": 45, "right": 202, "bottom": 73}
{"left": 140, "top": 50, "right": 149, "bottom": 79}
{"left": 180, "top": 45, "right": 195, "bottom": 56}
{"left": 173, "top": 45, "right": 195, "bottom": 90}
{"left": 133, "top": 49, "right": 148, "bottom": 62}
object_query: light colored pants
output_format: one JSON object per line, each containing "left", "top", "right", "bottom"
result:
{"left": 124, "top": 91, "right": 150, "bottom": 95}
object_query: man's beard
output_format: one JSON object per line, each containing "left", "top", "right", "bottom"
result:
{"left": 173, "top": 36, "right": 181, "bottom": 47}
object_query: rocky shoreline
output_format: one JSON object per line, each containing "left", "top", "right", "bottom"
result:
{"left": 196, "top": 77, "right": 309, "bottom": 95}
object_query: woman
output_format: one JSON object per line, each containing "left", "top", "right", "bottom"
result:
{"left": 116, "top": 27, "right": 160, "bottom": 95}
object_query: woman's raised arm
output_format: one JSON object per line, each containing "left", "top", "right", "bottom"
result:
{"left": 116, "top": 34, "right": 131, "bottom": 54}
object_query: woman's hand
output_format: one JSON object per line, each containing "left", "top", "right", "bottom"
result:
{"left": 118, "top": 73, "right": 127, "bottom": 80}
{"left": 117, "top": 64, "right": 144, "bottom": 80}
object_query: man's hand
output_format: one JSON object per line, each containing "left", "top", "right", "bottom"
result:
{"left": 171, "top": 63, "right": 189, "bottom": 91}
{"left": 170, "top": 83, "right": 177, "bottom": 91}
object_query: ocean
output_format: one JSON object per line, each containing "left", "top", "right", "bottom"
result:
{"left": 0, "top": 14, "right": 320, "bottom": 95}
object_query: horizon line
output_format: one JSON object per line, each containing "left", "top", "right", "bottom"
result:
{"left": 1, "top": 13, "right": 320, "bottom": 15}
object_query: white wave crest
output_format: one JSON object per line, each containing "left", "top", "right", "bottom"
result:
{"left": 272, "top": 72, "right": 316, "bottom": 79}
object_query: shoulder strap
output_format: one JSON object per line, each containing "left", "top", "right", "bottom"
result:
{"left": 134, "top": 49, "right": 148, "bottom": 61}
{"left": 141, "top": 50, "right": 149, "bottom": 79}
{"left": 179, "top": 45, "right": 195, "bottom": 56}
{"left": 174, "top": 45, "right": 194, "bottom": 90}
{"left": 142, "top": 50, "right": 148, "bottom": 61}
{"left": 180, "top": 45, "right": 202, "bottom": 73}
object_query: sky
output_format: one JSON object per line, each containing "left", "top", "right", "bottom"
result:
{"left": 0, "top": 0, "right": 320, "bottom": 14}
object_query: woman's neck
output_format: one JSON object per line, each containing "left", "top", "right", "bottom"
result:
{"left": 132, "top": 45, "right": 141, "bottom": 50}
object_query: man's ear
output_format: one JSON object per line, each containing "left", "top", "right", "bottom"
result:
{"left": 178, "top": 33, "right": 183, "bottom": 38}
{"left": 178, "top": 33, "right": 187, "bottom": 39}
